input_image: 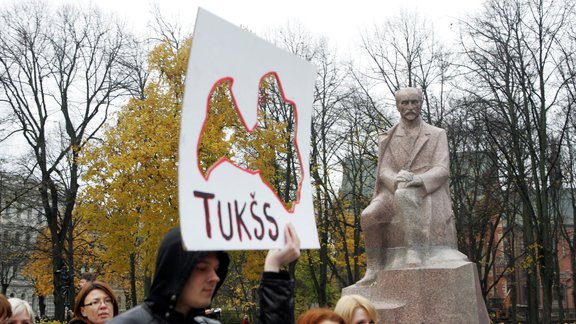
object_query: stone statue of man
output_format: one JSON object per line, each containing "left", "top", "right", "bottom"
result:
{"left": 357, "top": 87, "right": 464, "bottom": 285}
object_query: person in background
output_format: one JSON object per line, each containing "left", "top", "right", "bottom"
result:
{"left": 334, "top": 295, "right": 377, "bottom": 324}
{"left": 7, "top": 298, "right": 35, "bottom": 324}
{"left": 79, "top": 273, "right": 97, "bottom": 290}
{"left": 109, "top": 223, "right": 300, "bottom": 324}
{"left": 0, "top": 294, "right": 12, "bottom": 323}
{"left": 70, "top": 280, "right": 119, "bottom": 324}
{"left": 296, "top": 308, "right": 344, "bottom": 324}
{"left": 241, "top": 314, "right": 250, "bottom": 324}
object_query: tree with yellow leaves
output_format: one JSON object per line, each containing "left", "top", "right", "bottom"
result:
{"left": 78, "top": 36, "right": 191, "bottom": 305}
{"left": 22, "top": 223, "right": 101, "bottom": 317}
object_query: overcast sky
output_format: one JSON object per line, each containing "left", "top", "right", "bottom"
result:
{"left": 107, "top": 0, "right": 483, "bottom": 35}
{"left": 13, "top": 0, "right": 485, "bottom": 57}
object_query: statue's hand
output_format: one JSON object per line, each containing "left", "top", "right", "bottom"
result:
{"left": 395, "top": 170, "right": 414, "bottom": 189}
{"left": 405, "top": 175, "right": 424, "bottom": 188}
{"left": 396, "top": 170, "right": 414, "bottom": 183}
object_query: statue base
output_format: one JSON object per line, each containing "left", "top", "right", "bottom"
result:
{"left": 342, "top": 261, "right": 490, "bottom": 324}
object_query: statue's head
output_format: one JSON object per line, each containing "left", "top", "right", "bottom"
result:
{"left": 395, "top": 87, "right": 422, "bottom": 122}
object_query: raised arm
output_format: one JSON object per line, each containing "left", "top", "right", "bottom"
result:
{"left": 259, "top": 223, "right": 301, "bottom": 324}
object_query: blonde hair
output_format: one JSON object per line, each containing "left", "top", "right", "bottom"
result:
{"left": 334, "top": 295, "right": 377, "bottom": 324}
{"left": 8, "top": 298, "right": 35, "bottom": 324}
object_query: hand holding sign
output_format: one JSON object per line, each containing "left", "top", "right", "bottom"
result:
{"left": 265, "top": 223, "right": 301, "bottom": 272}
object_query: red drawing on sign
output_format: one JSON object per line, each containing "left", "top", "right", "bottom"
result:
{"left": 197, "top": 72, "right": 303, "bottom": 212}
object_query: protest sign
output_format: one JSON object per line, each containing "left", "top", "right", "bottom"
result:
{"left": 179, "top": 8, "right": 319, "bottom": 250}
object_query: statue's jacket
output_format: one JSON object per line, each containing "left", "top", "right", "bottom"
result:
{"left": 372, "top": 121, "right": 457, "bottom": 248}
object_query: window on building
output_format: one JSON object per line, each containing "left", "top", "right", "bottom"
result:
{"left": 4, "top": 207, "right": 13, "bottom": 220}
{"left": 552, "top": 284, "right": 566, "bottom": 303}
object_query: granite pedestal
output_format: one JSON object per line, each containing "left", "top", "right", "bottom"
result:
{"left": 342, "top": 260, "right": 490, "bottom": 324}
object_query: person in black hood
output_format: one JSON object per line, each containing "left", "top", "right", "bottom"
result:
{"left": 109, "top": 223, "right": 300, "bottom": 324}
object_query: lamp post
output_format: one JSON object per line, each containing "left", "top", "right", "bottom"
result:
{"left": 56, "top": 266, "right": 72, "bottom": 319}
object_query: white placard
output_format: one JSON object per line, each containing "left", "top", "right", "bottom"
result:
{"left": 179, "top": 8, "right": 319, "bottom": 250}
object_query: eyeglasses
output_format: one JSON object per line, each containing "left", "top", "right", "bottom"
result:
{"left": 83, "top": 298, "right": 114, "bottom": 308}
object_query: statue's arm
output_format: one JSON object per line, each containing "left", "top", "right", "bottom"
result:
{"left": 376, "top": 133, "right": 398, "bottom": 194}
{"left": 419, "top": 129, "right": 450, "bottom": 194}
{"left": 380, "top": 166, "right": 397, "bottom": 193}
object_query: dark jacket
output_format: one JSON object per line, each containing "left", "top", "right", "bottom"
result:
{"left": 108, "top": 228, "right": 294, "bottom": 324}
{"left": 259, "top": 271, "right": 295, "bottom": 324}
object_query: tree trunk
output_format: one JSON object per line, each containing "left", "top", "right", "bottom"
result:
{"left": 553, "top": 252, "right": 564, "bottom": 321}
{"left": 522, "top": 204, "right": 539, "bottom": 324}
{"left": 130, "top": 252, "right": 137, "bottom": 308}
{"left": 39, "top": 295, "right": 46, "bottom": 318}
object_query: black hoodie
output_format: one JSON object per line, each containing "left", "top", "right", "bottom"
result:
{"left": 108, "top": 228, "right": 230, "bottom": 324}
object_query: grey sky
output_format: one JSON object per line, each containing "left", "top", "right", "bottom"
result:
{"left": 40, "top": 0, "right": 484, "bottom": 55}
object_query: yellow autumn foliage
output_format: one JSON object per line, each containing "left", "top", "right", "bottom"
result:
{"left": 77, "top": 38, "right": 192, "bottom": 294}
{"left": 22, "top": 223, "right": 101, "bottom": 297}
{"left": 333, "top": 207, "right": 366, "bottom": 271}
{"left": 22, "top": 236, "right": 53, "bottom": 296}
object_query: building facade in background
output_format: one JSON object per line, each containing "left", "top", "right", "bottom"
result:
{"left": 0, "top": 171, "right": 52, "bottom": 318}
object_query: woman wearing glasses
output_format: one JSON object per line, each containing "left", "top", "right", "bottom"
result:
{"left": 71, "top": 280, "right": 118, "bottom": 324}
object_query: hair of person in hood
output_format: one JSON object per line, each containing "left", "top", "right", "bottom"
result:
{"left": 73, "top": 280, "right": 119, "bottom": 323}
{"left": 0, "top": 294, "right": 11, "bottom": 321}
{"left": 296, "top": 308, "right": 345, "bottom": 324}
{"left": 145, "top": 227, "right": 230, "bottom": 317}
{"left": 7, "top": 298, "right": 35, "bottom": 324}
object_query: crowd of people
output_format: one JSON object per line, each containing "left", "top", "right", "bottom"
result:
{"left": 0, "top": 224, "right": 378, "bottom": 324}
